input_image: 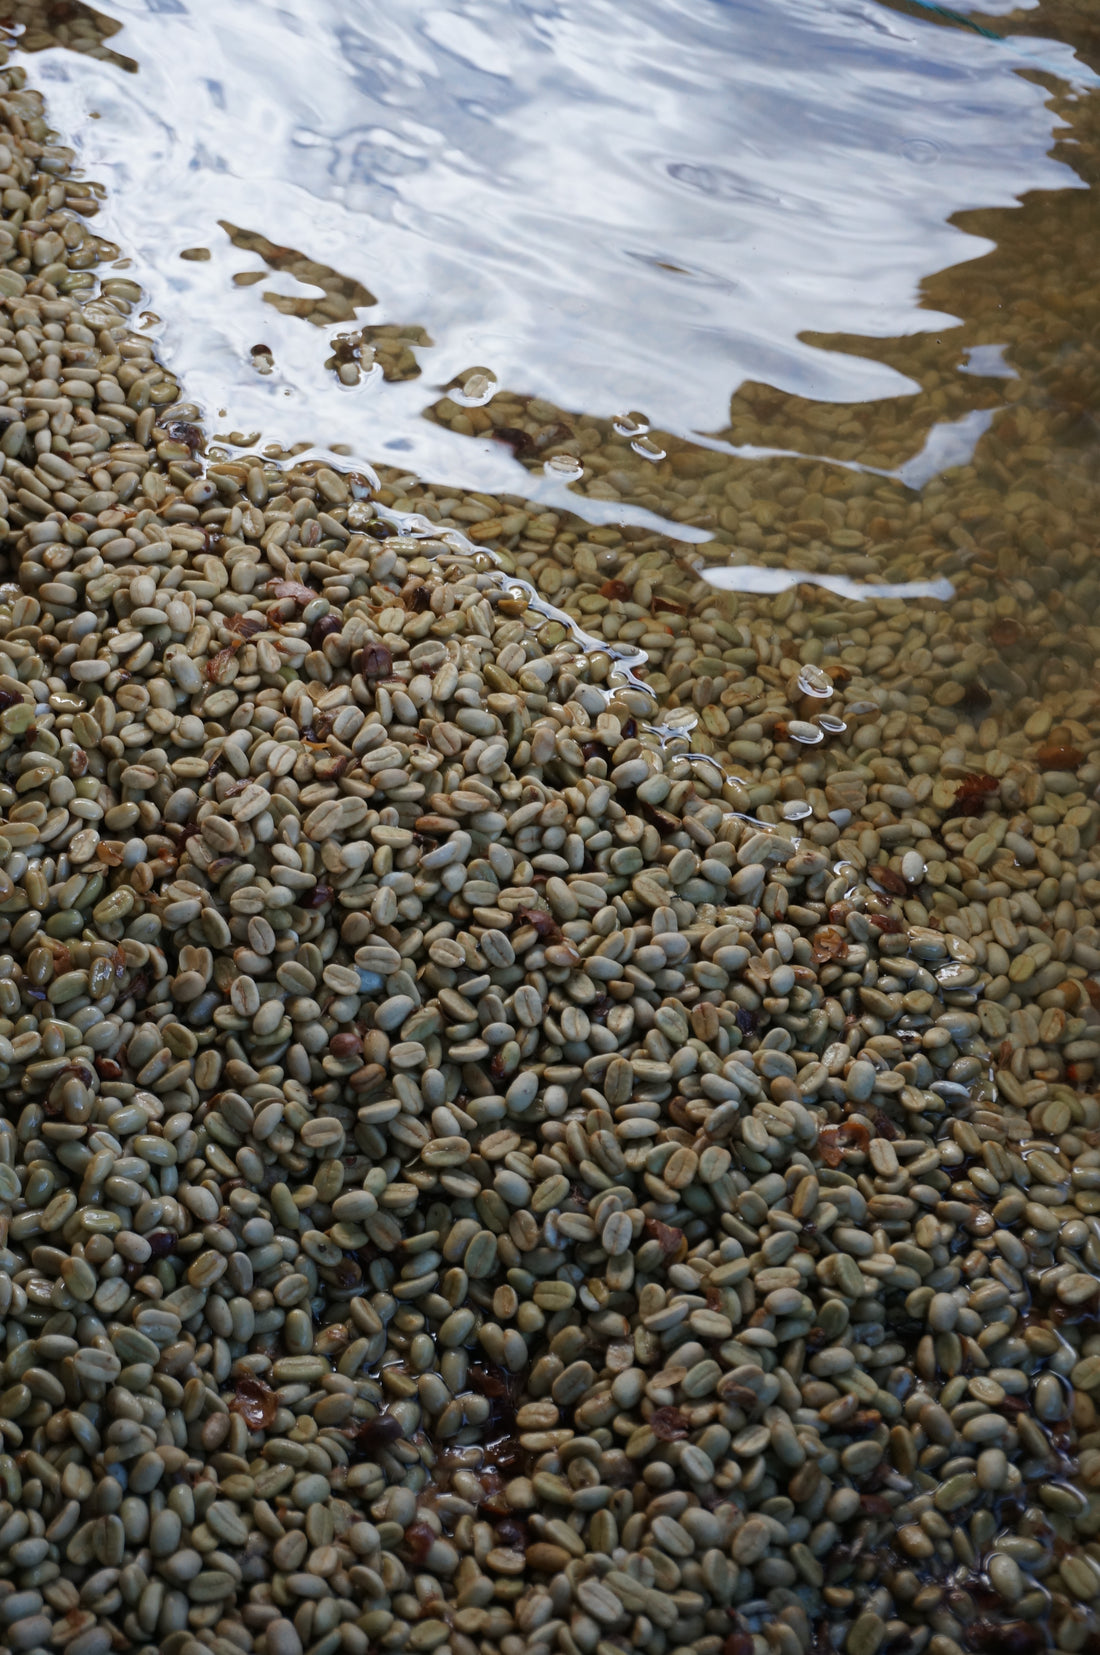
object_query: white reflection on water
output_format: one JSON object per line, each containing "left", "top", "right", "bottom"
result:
{"left": 25, "top": 0, "right": 1090, "bottom": 500}
{"left": 702, "top": 565, "right": 956, "bottom": 604}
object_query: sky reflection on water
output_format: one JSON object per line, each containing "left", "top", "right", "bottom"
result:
{"left": 20, "top": 0, "right": 1094, "bottom": 500}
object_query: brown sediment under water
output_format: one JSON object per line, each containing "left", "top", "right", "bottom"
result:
{"left": 0, "top": 3, "right": 1098, "bottom": 1655}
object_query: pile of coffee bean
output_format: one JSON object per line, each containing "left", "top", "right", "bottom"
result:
{"left": 0, "top": 38, "right": 1098, "bottom": 1655}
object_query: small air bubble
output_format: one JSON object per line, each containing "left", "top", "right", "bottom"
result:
{"left": 787, "top": 720, "right": 824, "bottom": 745}
{"left": 816, "top": 713, "right": 848, "bottom": 734}
{"left": 452, "top": 370, "right": 497, "bottom": 406}
{"left": 544, "top": 454, "right": 584, "bottom": 480}
{"left": 782, "top": 799, "right": 813, "bottom": 820}
{"left": 631, "top": 437, "right": 665, "bottom": 462}
{"left": 796, "top": 663, "right": 833, "bottom": 698}
{"left": 614, "top": 410, "right": 650, "bottom": 438}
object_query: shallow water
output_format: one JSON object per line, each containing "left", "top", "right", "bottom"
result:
{"left": 11, "top": 0, "right": 1099, "bottom": 542}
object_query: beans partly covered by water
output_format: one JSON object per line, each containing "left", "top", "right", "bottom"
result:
{"left": 0, "top": 34, "right": 1098, "bottom": 1655}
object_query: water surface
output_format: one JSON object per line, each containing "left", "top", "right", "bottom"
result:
{"left": 13, "top": 0, "right": 1095, "bottom": 518}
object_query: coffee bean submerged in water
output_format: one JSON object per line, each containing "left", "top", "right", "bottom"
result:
{"left": 649, "top": 1406, "right": 691, "bottom": 1440}
{"left": 358, "top": 641, "right": 393, "bottom": 678}
{"left": 309, "top": 612, "right": 342, "bottom": 649}
{"left": 966, "top": 1622, "right": 1047, "bottom": 1655}
{"left": 229, "top": 1375, "right": 278, "bottom": 1430}
{"left": 346, "top": 1413, "right": 404, "bottom": 1459}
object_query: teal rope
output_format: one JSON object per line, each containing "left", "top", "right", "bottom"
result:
{"left": 900, "top": 0, "right": 1003, "bottom": 41}
{"left": 889, "top": 0, "right": 1100, "bottom": 84}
